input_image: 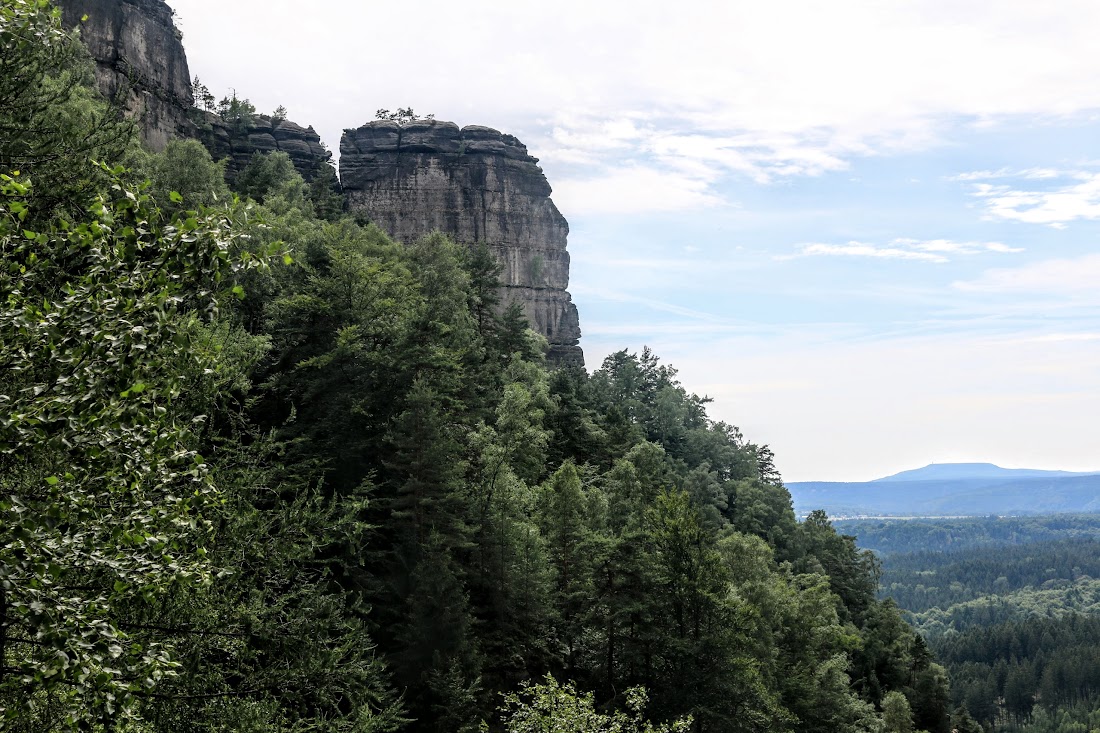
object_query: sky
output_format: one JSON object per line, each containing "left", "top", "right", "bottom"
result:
{"left": 169, "top": 0, "right": 1100, "bottom": 482}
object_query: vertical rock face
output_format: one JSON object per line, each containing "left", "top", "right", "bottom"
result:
{"left": 58, "top": 0, "right": 195, "bottom": 151}
{"left": 341, "top": 120, "right": 583, "bottom": 366}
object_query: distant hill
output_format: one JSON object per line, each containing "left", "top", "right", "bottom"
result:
{"left": 788, "top": 463, "right": 1100, "bottom": 518}
{"left": 873, "top": 462, "right": 1095, "bottom": 482}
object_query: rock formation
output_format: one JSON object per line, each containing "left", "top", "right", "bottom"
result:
{"left": 195, "top": 113, "right": 333, "bottom": 182}
{"left": 58, "top": 0, "right": 195, "bottom": 151}
{"left": 58, "top": 0, "right": 333, "bottom": 182}
{"left": 341, "top": 120, "right": 583, "bottom": 366}
{"left": 58, "top": 1, "right": 584, "bottom": 364}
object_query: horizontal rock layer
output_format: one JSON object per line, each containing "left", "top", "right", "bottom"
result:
{"left": 59, "top": 0, "right": 195, "bottom": 151}
{"left": 341, "top": 120, "right": 583, "bottom": 366}
{"left": 196, "top": 113, "right": 333, "bottom": 182}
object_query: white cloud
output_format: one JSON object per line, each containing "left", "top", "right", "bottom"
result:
{"left": 954, "top": 253, "right": 1100, "bottom": 294}
{"left": 171, "top": 0, "right": 1100, "bottom": 197}
{"left": 953, "top": 167, "right": 1068, "bottom": 182}
{"left": 783, "top": 238, "right": 1021, "bottom": 263}
{"left": 967, "top": 172, "right": 1100, "bottom": 226}
{"left": 648, "top": 131, "right": 854, "bottom": 183}
{"left": 897, "top": 238, "right": 1024, "bottom": 255}
{"left": 984, "top": 242, "right": 1026, "bottom": 253}
{"left": 795, "top": 242, "right": 948, "bottom": 263}
{"left": 543, "top": 124, "right": 858, "bottom": 212}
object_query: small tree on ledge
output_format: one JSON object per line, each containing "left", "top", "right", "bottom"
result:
{"left": 375, "top": 107, "right": 434, "bottom": 125}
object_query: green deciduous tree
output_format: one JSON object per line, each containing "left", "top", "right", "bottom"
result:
{"left": 500, "top": 676, "right": 691, "bottom": 733}
{"left": 134, "top": 137, "right": 230, "bottom": 212}
{"left": 235, "top": 150, "right": 310, "bottom": 208}
{"left": 0, "top": 0, "right": 134, "bottom": 219}
{"left": 883, "top": 690, "right": 914, "bottom": 733}
{"left": 0, "top": 168, "right": 269, "bottom": 730}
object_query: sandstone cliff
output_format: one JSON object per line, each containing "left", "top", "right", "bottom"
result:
{"left": 59, "top": 0, "right": 194, "bottom": 151}
{"left": 58, "top": 0, "right": 583, "bottom": 364}
{"left": 58, "top": 0, "right": 333, "bottom": 182}
{"left": 341, "top": 120, "right": 583, "bottom": 366}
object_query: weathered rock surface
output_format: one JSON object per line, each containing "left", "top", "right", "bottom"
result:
{"left": 341, "top": 120, "right": 583, "bottom": 366}
{"left": 195, "top": 113, "right": 333, "bottom": 182}
{"left": 58, "top": 0, "right": 194, "bottom": 151}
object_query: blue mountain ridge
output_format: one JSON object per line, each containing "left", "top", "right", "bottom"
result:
{"left": 872, "top": 462, "right": 1097, "bottom": 482}
{"left": 787, "top": 463, "right": 1100, "bottom": 518}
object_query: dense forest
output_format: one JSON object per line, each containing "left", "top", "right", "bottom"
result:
{"left": 844, "top": 519, "right": 1100, "bottom": 733}
{"left": 0, "top": 4, "right": 952, "bottom": 733}
{"left": 834, "top": 516, "right": 1100, "bottom": 555}
{"left": 881, "top": 539, "right": 1100, "bottom": 632}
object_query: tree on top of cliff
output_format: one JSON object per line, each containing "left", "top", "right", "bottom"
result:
{"left": 191, "top": 75, "right": 216, "bottom": 112}
{"left": 376, "top": 107, "right": 435, "bottom": 125}
{"left": 216, "top": 89, "right": 255, "bottom": 132}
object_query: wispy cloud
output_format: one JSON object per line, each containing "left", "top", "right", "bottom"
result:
{"left": 548, "top": 122, "right": 862, "bottom": 214}
{"left": 793, "top": 242, "right": 949, "bottom": 263}
{"left": 780, "top": 239, "right": 1021, "bottom": 263}
{"left": 954, "top": 253, "right": 1100, "bottom": 295}
{"left": 951, "top": 167, "right": 1067, "bottom": 182}
{"left": 569, "top": 286, "right": 729, "bottom": 322}
{"left": 553, "top": 164, "right": 726, "bottom": 216}
{"left": 956, "top": 168, "right": 1100, "bottom": 227}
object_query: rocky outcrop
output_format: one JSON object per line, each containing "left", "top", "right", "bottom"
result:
{"left": 341, "top": 120, "right": 583, "bottom": 366}
{"left": 195, "top": 113, "right": 333, "bottom": 182}
{"left": 58, "top": 0, "right": 194, "bottom": 151}
{"left": 58, "top": 1, "right": 583, "bottom": 363}
{"left": 59, "top": 0, "right": 332, "bottom": 182}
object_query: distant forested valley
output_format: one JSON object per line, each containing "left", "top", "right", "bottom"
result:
{"left": 842, "top": 516, "right": 1100, "bottom": 733}
{"left": 0, "top": 5, "right": 958, "bottom": 733}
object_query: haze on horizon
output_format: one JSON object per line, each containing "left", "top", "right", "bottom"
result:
{"left": 169, "top": 0, "right": 1100, "bottom": 482}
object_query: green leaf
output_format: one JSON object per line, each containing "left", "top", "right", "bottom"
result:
{"left": 45, "top": 476, "right": 59, "bottom": 485}
{"left": 169, "top": 191, "right": 183, "bottom": 203}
